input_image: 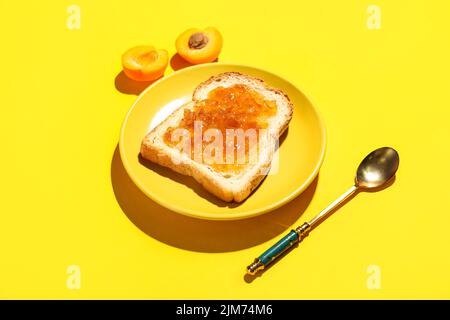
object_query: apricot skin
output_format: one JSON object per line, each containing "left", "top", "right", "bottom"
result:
{"left": 176, "top": 27, "right": 223, "bottom": 64}
{"left": 122, "top": 46, "right": 168, "bottom": 82}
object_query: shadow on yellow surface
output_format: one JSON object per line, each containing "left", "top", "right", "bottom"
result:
{"left": 110, "top": 145, "right": 318, "bottom": 252}
{"left": 170, "top": 53, "right": 219, "bottom": 71}
{"left": 170, "top": 53, "right": 194, "bottom": 71}
{"left": 114, "top": 70, "right": 159, "bottom": 95}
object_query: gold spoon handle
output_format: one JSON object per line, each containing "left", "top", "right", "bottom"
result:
{"left": 308, "top": 185, "right": 358, "bottom": 227}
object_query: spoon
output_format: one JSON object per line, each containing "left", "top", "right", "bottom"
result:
{"left": 246, "top": 147, "right": 400, "bottom": 275}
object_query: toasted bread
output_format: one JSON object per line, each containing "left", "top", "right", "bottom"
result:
{"left": 140, "top": 72, "right": 293, "bottom": 202}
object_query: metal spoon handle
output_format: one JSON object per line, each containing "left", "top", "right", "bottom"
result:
{"left": 246, "top": 185, "right": 358, "bottom": 275}
{"left": 308, "top": 185, "right": 358, "bottom": 227}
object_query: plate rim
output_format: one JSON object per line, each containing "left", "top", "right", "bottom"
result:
{"left": 119, "top": 62, "right": 327, "bottom": 220}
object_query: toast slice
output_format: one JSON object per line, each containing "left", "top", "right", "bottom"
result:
{"left": 140, "top": 72, "right": 293, "bottom": 202}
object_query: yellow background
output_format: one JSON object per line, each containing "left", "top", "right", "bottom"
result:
{"left": 1, "top": 0, "right": 449, "bottom": 299}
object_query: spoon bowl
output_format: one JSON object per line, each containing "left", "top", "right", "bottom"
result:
{"left": 356, "top": 147, "right": 399, "bottom": 189}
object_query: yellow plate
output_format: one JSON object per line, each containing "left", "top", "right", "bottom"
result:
{"left": 119, "top": 63, "right": 326, "bottom": 220}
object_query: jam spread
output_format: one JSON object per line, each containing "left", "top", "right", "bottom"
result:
{"left": 163, "top": 84, "right": 277, "bottom": 173}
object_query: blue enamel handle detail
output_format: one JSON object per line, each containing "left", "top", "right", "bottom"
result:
{"left": 258, "top": 230, "right": 299, "bottom": 265}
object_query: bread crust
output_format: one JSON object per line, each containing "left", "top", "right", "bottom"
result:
{"left": 140, "top": 72, "right": 293, "bottom": 202}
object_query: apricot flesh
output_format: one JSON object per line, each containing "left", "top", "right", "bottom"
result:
{"left": 176, "top": 27, "right": 222, "bottom": 64}
{"left": 122, "top": 46, "right": 168, "bottom": 81}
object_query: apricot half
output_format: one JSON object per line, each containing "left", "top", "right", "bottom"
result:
{"left": 122, "top": 46, "right": 168, "bottom": 81}
{"left": 176, "top": 27, "right": 223, "bottom": 64}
